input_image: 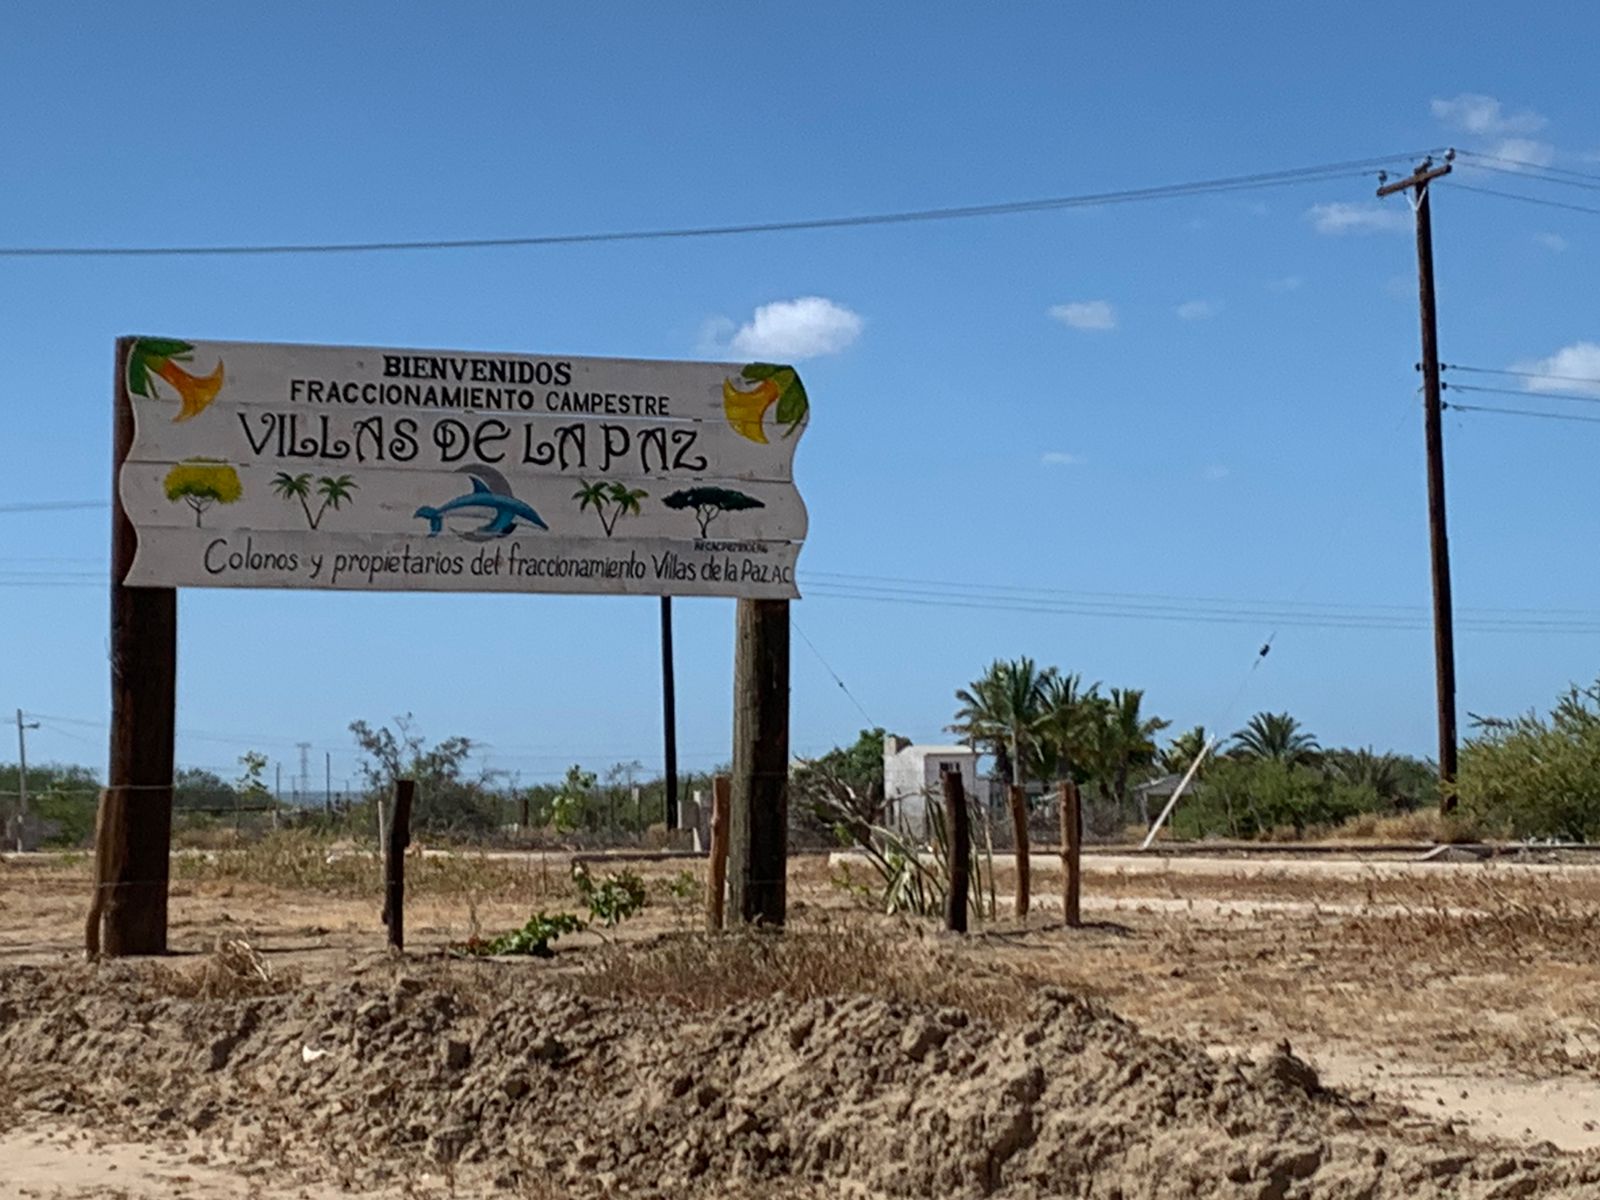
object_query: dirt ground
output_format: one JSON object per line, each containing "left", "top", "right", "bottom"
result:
{"left": 3, "top": 842, "right": 1600, "bottom": 1197}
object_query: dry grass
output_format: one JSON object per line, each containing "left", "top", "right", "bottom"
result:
{"left": 1333, "top": 808, "right": 1495, "bottom": 842}
{"left": 145, "top": 938, "right": 301, "bottom": 999}
{"left": 171, "top": 831, "right": 569, "bottom": 904}
{"left": 572, "top": 919, "right": 1048, "bottom": 1023}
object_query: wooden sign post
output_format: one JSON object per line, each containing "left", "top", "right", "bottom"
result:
{"left": 1059, "top": 780, "right": 1082, "bottom": 929}
{"left": 727, "top": 599, "right": 790, "bottom": 927}
{"left": 96, "top": 338, "right": 179, "bottom": 957}
{"left": 943, "top": 768, "right": 970, "bottom": 934}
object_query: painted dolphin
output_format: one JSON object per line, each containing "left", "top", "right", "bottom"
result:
{"left": 414, "top": 466, "right": 548, "bottom": 540}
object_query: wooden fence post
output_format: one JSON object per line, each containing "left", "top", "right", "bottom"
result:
{"left": 706, "top": 774, "right": 731, "bottom": 931}
{"left": 99, "top": 337, "right": 177, "bottom": 958}
{"left": 383, "top": 779, "right": 415, "bottom": 952}
{"left": 1009, "top": 784, "right": 1031, "bottom": 919}
{"left": 1060, "top": 780, "right": 1082, "bottom": 928}
{"left": 943, "top": 768, "right": 970, "bottom": 934}
{"left": 728, "top": 598, "right": 789, "bottom": 926}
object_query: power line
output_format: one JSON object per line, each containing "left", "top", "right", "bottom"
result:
{"left": 0, "top": 500, "right": 108, "bottom": 514}
{"left": 1443, "top": 400, "right": 1600, "bottom": 427}
{"left": 1450, "top": 181, "right": 1600, "bottom": 219}
{"left": 1444, "top": 362, "right": 1600, "bottom": 388}
{"left": 1455, "top": 149, "right": 1600, "bottom": 187}
{"left": 0, "top": 151, "right": 1439, "bottom": 259}
{"left": 1445, "top": 382, "right": 1600, "bottom": 407}
{"left": 792, "top": 618, "right": 877, "bottom": 728}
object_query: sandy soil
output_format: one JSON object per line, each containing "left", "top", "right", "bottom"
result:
{"left": 3, "top": 843, "right": 1599, "bottom": 1197}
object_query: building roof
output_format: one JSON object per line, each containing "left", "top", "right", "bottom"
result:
{"left": 890, "top": 744, "right": 977, "bottom": 757}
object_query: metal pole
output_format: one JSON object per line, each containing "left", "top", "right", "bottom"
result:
{"left": 661, "top": 596, "right": 679, "bottom": 829}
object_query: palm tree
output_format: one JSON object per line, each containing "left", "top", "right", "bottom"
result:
{"left": 1326, "top": 747, "right": 1404, "bottom": 808}
{"left": 1087, "top": 688, "right": 1171, "bottom": 822}
{"left": 1159, "top": 725, "right": 1212, "bottom": 777}
{"left": 574, "top": 479, "right": 648, "bottom": 536}
{"left": 271, "top": 471, "right": 317, "bottom": 528}
{"left": 1036, "top": 672, "right": 1100, "bottom": 783}
{"left": 314, "top": 475, "right": 357, "bottom": 528}
{"left": 949, "top": 657, "right": 1051, "bottom": 917}
{"left": 574, "top": 480, "right": 612, "bottom": 532}
{"left": 1230, "top": 711, "right": 1320, "bottom": 766}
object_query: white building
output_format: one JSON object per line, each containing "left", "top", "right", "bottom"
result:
{"left": 882, "top": 735, "right": 989, "bottom": 836}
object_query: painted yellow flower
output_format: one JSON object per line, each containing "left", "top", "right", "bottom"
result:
{"left": 723, "top": 376, "right": 781, "bottom": 444}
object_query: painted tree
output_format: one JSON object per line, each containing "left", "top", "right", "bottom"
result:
{"left": 272, "top": 472, "right": 357, "bottom": 529}
{"left": 163, "top": 460, "right": 242, "bottom": 527}
{"left": 574, "top": 479, "right": 648, "bottom": 536}
{"left": 661, "top": 486, "right": 764, "bottom": 536}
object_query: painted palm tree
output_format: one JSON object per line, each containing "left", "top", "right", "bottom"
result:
{"left": 949, "top": 656, "right": 1052, "bottom": 917}
{"left": 1230, "top": 711, "right": 1320, "bottom": 766}
{"left": 271, "top": 472, "right": 316, "bottom": 528}
{"left": 574, "top": 479, "right": 649, "bottom": 536}
{"left": 1088, "top": 688, "right": 1171, "bottom": 821}
{"left": 271, "top": 471, "right": 358, "bottom": 529}
{"left": 315, "top": 475, "right": 357, "bottom": 526}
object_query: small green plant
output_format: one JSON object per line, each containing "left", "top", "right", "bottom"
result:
{"left": 572, "top": 863, "right": 648, "bottom": 927}
{"left": 457, "top": 911, "right": 585, "bottom": 958}
{"left": 663, "top": 868, "right": 697, "bottom": 900}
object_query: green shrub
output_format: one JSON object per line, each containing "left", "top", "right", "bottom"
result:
{"left": 1459, "top": 679, "right": 1600, "bottom": 841}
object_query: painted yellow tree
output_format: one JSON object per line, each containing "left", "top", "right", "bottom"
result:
{"left": 163, "top": 460, "right": 242, "bottom": 527}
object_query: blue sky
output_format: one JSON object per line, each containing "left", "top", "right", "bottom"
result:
{"left": 3, "top": 3, "right": 1598, "bottom": 788}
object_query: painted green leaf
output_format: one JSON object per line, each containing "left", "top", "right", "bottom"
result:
{"left": 775, "top": 375, "right": 809, "bottom": 429}
{"left": 740, "top": 362, "right": 782, "bottom": 381}
{"left": 127, "top": 350, "right": 153, "bottom": 397}
{"left": 135, "top": 338, "right": 194, "bottom": 359}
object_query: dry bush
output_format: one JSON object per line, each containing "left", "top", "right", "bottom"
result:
{"left": 1333, "top": 808, "right": 1495, "bottom": 843}
{"left": 571, "top": 921, "right": 1046, "bottom": 1023}
{"left": 145, "top": 938, "right": 300, "bottom": 999}
{"left": 1344, "top": 873, "right": 1600, "bottom": 964}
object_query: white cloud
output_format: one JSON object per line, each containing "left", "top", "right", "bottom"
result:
{"left": 1175, "top": 299, "right": 1221, "bottom": 321}
{"left": 1266, "top": 275, "right": 1304, "bottom": 292}
{"left": 1048, "top": 300, "right": 1117, "bottom": 331}
{"left": 1306, "top": 202, "right": 1408, "bottom": 235}
{"left": 1511, "top": 341, "right": 1600, "bottom": 393}
{"left": 1040, "top": 451, "right": 1084, "bottom": 467}
{"left": 1430, "top": 93, "right": 1547, "bottom": 137}
{"left": 1491, "top": 137, "right": 1556, "bottom": 167}
{"left": 703, "top": 296, "right": 863, "bottom": 361}
{"left": 1202, "top": 464, "right": 1230, "bottom": 482}
{"left": 1536, "top": 232, "right": 1568, "bottom": 252}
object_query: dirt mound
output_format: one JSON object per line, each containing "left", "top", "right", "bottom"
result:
{"left": 2, "top": 956, "right": 1597, "bottom": 1198}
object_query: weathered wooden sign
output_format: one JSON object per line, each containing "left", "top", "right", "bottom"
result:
{"left": 116, "top": 338, "right": 809, "bottom": 597}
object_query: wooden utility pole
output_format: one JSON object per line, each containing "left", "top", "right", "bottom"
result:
{"left": 727, "top": 599, "right": 790, "bottom": 926}
{"left": 1378, "top": 154, "right": 1458, "bottom": 811}
{"left": 706, "top": 773, "right": 730, "bottom": 930}
{"left": 382, "top": 778, "right": 414, "bottom": 952}
{"left": 1059, "top": 781, "right": 1082, "bottom": 928}
{"left": 660, "top": 596, "right": 679, "bottom": 829}
{"left": 15, "top": 709, "right": 38, "bottom": 853}
{"left": 1008, "top": 784, "right": 1030, "bottom": 918}
{"left": 942, "top": 768, "right": 970, "bottom": 933}
{"left": 99, "top": 337, "right": 178, "bottom": 957}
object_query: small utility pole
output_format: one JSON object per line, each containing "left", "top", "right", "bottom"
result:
{"left": 660, "top": 596, "right": 679, "bottom": 829}
{"left": 1378, "top": 152, "right": 1458, "bottom": 811}
{"left": 15, "top": 709, "right": 39, "bottom": 852}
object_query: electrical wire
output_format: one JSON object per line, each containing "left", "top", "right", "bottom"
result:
{"left": 1445, "top": 382, "right": 1600, "bottom": 407}
{"left": 1443, "top": 400, "right": 1600, "bottom": 427}
{"left": 1449, "top": 181, "right": 1600, "bottom": 219}
{"left": 0, "top": 500, "right": 108, "bottom": 514}
{"left": 1455, "top": 150, "right": 1600, "bottom": 187}
{"left": 792, "top": 618, "right": 877, "bottom": 728}
{"left": 1444, "top": 363, "right": 1600, "bottom": 388}
{"left": 0, "top": 151, "right": 1440, "bottom": 259}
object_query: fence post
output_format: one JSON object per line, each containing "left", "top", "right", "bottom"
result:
{"left": 1060, "top": 780, "right": 1082, "bottom": 928}
{"left": 707, "top": 774, "right": 731, "bottom": 931}
{"left": 1009, "top": 784, "right": 1030, "bottom": 919}
{"left": 943, "top": 768, "right": 970, "bottom": 934}
{"left": 382, "top": 779, "right": 414, "bottom": 952}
